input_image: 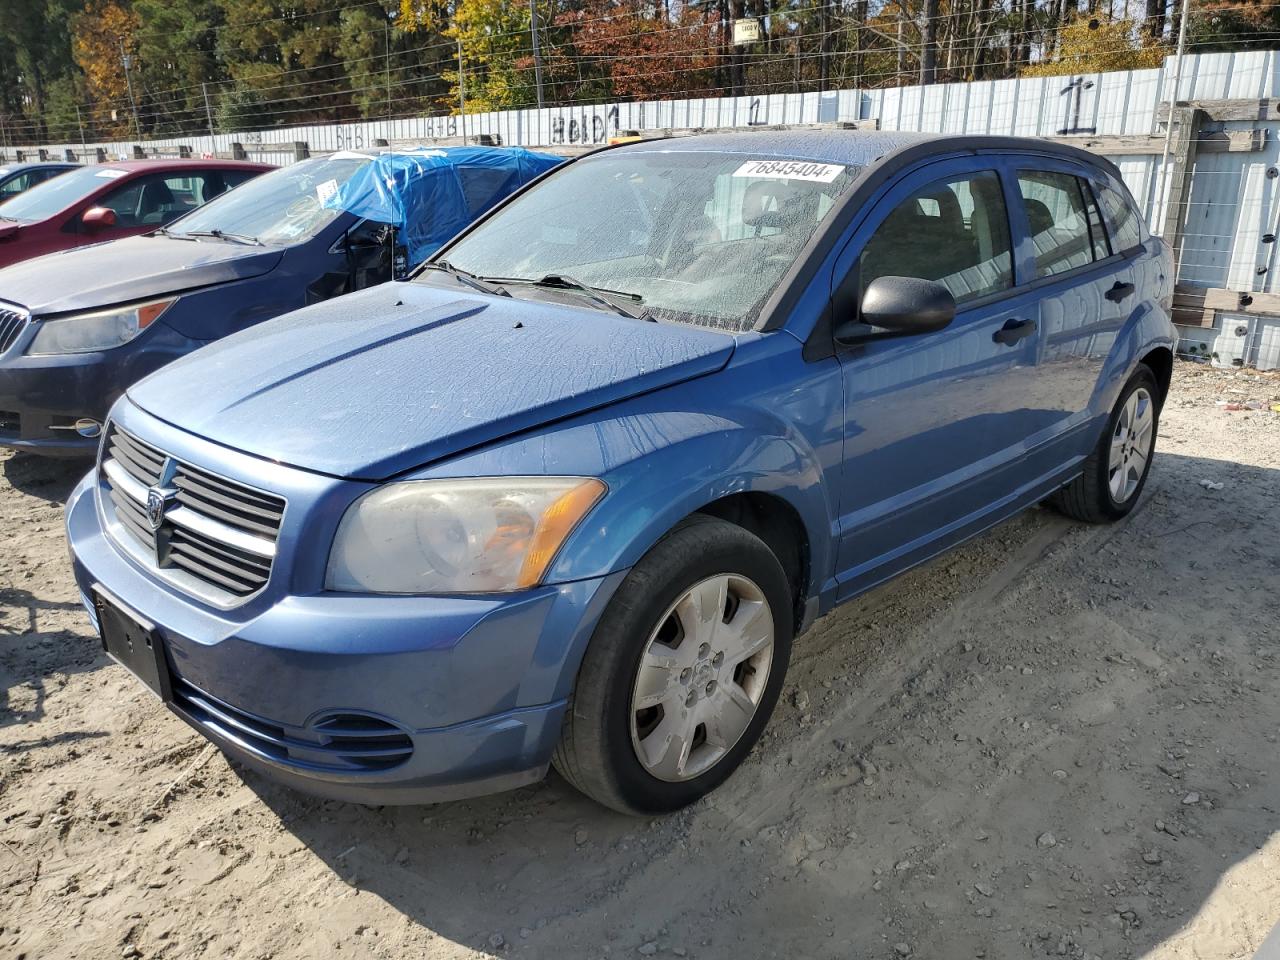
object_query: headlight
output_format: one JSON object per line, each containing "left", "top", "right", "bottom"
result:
{"left": 326, "top": 477, "right": 607, "bottom": 594}
{"left": 25, "top": 296, "right": 177, "bottom": 355}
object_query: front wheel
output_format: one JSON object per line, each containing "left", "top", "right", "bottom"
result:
{"left": 553, "top": 516, "right": 793, "bottom": 815}
{"left": 1049, "top": 365, "right": 1161, "bottom": 523}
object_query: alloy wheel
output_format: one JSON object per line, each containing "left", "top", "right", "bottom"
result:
{"left": 629, "top": 574, "right": 775, "bottom": 782}
{"left": 1107, "top": 386, "right": 1155, "bottom": 504}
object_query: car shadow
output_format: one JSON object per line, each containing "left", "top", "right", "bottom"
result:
{"left": 0, "top": 449, "right": 89, "bottom": 502}
{"left": 0, "top": 585, "right": 106, "bottom": 734}
{"left": 233, "top": 449, "right": 1280, "bottom": 959}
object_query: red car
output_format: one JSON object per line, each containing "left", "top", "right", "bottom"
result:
{"left": 0, "top": 159, "right": 273, "bottom": 270}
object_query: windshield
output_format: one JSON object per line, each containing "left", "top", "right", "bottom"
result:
{"left": 167, "top": 155, "right": 371, "bottom": 245}
{"left": 431, "top": 150, "right": 857, "bottom": 331}
{"left": 0, "top": 165, "right": 124, "bottom": 223}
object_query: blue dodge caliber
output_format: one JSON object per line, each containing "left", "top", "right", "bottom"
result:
{"left": 66, "top": 132, "right": 1174, "bottom": 814}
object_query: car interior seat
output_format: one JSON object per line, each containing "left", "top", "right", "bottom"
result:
{"left": 137, "top": 180, "right": 177, "bottom": 225}
{"left": 199, "top": 174, "right": 228, "bottom": 204}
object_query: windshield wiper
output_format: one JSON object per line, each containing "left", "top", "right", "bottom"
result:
{"left": 504, "top": 274, "right": 652, "bottom": 321}
{"left": 152, "top": 226, "right": 196, "bottom": 241}
{"left": 180, "top": 228, "right": 263, "bottom": 246}
{"left": 424, "top": 260, "right": 511, "bottom": 297}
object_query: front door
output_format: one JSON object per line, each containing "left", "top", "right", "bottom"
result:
{"left": 830, "top": 158, "right": 1048, "bottom": 598}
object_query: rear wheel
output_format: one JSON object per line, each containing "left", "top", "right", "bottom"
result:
{"left": 1049, "top": 365, "right": 1160, "bottom": 523}
{"left": 553, "top": 516, "right": 792, "bottom": 815}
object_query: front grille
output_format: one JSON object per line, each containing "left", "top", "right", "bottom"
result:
{"left": 173, "top": 678, "right": 414, "bottom": 772}
{"left": 0, "top": 308, "right": 28, "bottom": 355}
{"left": 100, "top": 425, "right": 286, "bottom": 600}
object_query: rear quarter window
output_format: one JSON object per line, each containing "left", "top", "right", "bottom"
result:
{"left": 1097, "top": 184, "right": 1144, "bottom": 253}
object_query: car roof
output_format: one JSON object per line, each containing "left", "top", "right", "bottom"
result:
{"left": 609, "top": 130, "right": 1116, "bottom": 178}
{"left": 91, "top": 159, "right": 275, "bottom": 174}
{"left": 0, "top": 161, "right": 79, "bottom": 172}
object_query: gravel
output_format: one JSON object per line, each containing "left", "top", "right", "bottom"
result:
{"left": 2, "top": 361, "right": 1279, "bottom": 960}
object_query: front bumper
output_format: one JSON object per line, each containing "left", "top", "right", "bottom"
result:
{"left": 0, "top": 320, "right": 203, "bottom": 456}
{"left": 67, "top": 467, "right": 625, "bottom": 805}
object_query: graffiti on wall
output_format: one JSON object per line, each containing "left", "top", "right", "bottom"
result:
{"left": 550, "top": 107, "right": 622, "bottom": 144}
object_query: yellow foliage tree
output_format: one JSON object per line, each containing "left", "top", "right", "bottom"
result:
{"left": 1023, "top": 17, "right": 1165, "bottom": 77}
{"left": 71, "top": 0, "right": 140, "bottom": 138}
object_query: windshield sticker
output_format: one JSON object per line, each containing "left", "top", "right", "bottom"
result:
{"left": 315, "top": 178, "right": 339, "bottom": 203}
{"left": 95, "top": 169, "right": 127, "bottom": 179}
{"left": 731, "top": 160, "right": 845, "bottom": 183}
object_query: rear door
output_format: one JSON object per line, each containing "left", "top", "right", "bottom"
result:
{"left": 1012, "top": 162, "right": 1132, "bottom": 461}
{"left": 829, "top": 156, "right": 1050, "bottom": 596}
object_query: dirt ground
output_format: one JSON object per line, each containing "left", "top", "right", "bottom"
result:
{"left": 2, "top": 360, "right": 1279, "bottom": 960}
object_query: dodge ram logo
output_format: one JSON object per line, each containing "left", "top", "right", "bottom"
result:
{"left": 145, "top": 457, "right": 179, "bottom": 532}
{"left": 145, "top": 488, "right": 168, "bottom": 530}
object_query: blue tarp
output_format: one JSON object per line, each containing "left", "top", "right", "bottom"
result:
{"left": 325, "top": 146, "right": 563, "bottom": 269}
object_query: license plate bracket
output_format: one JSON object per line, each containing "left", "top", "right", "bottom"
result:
{"left": 94, "top": 587, "right": 173, "bottom": 702}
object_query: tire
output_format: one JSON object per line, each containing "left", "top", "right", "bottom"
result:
{"left": 1049, "top": 365, "right": 1161, "bottom": 523}
{"left": 553, "top": 515, "right": 793, "bottom": 815}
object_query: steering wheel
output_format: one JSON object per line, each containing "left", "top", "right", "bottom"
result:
{"left": 285, "top": 194, "right": 321, "bottom": 219}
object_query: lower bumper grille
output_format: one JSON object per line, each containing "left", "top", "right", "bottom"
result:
{"left": 172, "top": 679, "right": 414, "bottom": 773}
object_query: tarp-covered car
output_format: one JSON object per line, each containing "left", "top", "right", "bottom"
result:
{"left": 0, "top": 146, "right": 562, "bottom": 455}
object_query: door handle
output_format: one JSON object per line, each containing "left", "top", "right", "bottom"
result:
{"left": 993, "top": 318, "right": 1036, "bottom": 346}
{"left": 1106, "top": 280, "right": 1136, "bottom": 302}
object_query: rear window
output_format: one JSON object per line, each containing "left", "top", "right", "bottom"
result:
{"left": 1017, "top": 171, "right": 1111, "bottom": 278}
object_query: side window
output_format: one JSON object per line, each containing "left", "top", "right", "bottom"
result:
{"left": 97, "top": 174, "right": 203, "bottom": 228}
{"left": 94, "top": 178, "right": 148, "bottom": 228}
{"left": 1097, "top": 184, "right": 1144, "bottom": 253}
{"left": 1017, "top": 170, "right": 1110, "bottom": 278}
{"left": 860, "top": 171, "right": 1013, "bottom": 305}
{"left": 0, "top": 172, "right": 35, "bottom": 199}
{"left": 1082, "top": 182, "right": 1110, "bottom": 260}
{"left": 457, "top": 166, "right": 518, "bottom": 217}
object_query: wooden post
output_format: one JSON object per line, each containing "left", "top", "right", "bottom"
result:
{"left": 1159, "top": 106, "right": 1205, "bottom": 273}
{"left": 64, "top": 149, "right": 76, "bottom": 162}
{"left": 178, "top": 144, "right": 192, "bottom": 158}
{"left": 293, "top": 141, "right": 310, "bottom": 161}
{"left": 231, "top": 142, "right": 247, "bottom": 160}
{"left": 131, "top": 145, "right": 146, "bottom": 159}
{"left": 95, "top": 148, "right": 107, "bottom": 163}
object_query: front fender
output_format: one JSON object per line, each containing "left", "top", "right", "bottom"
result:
{"left": 456, "top": 402, "right": 837, "bottom": 709}
{"left": 562, "top": 412, "right": 834, "bottom": 590}
{"left": 415, "top": 343, "right": 843, "bottom": 603}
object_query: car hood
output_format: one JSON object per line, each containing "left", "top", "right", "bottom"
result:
{"left": 0, "top": 235, "right": 283, "bottom": 315}
{"left": 127, "top": 283, "right": 737, "bottom": 480}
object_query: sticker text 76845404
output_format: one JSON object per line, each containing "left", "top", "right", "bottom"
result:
{"left": 731, "top": 160, "right": 845, "bottom": 183}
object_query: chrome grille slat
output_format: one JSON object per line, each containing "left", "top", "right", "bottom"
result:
{"left": 174, "top": 486, "right": 282, "bottom": 537}
{"left": 107, "top": 439, "right": 164, "bottom": 487}
{"left": 175, "top": 473, "right": 284, "bottom": 522}
{"left": 110, "top": 430, "right": 167, "bottom": 478}
{"left": 0, "top": 308, "right": 28, "bottom": 355}
{"left": 169, "top": 550, "right": 262, "bottom": 594}
{"left": 99, "top": 425, "right": 286, "bottom": 601}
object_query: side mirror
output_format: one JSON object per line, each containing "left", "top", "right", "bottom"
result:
{"left": 81, "top": 206, "right": 117, "bottom": 231}
{"left": 835, "top": 276, "right": 957, "bottom": 345}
